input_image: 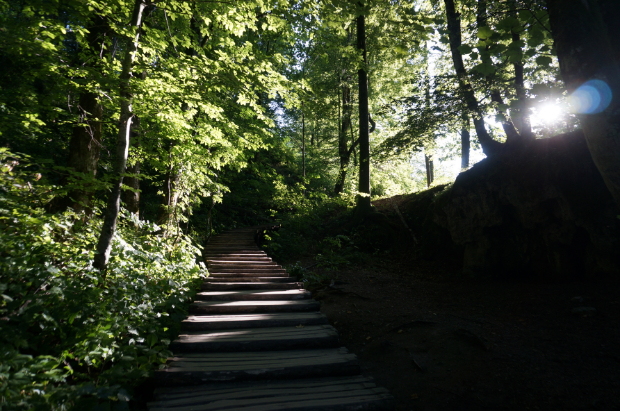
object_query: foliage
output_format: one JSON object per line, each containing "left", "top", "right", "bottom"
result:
{"left": 0, "top": 149, "right": 205, "bottom": 410}
{"left": 261, "top": 191, "right": 356, "bottom": 259}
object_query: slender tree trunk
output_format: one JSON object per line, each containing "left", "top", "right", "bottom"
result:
{"left": 68, "top": 92, "right": 103, "bottom": 212}
{"left": 356, "top": 6, "right": 371, "bottom": 212}
{"left": 302, "top": 111, "right": 306, "bottom": 179}
{"left": 65, "top": 16, "right": 109, "bottom": 213}
{"left": 510, "top": 24, "right": 532, "bottom": 138}
{"left": 461, "top": 114, "right": 470, "bottom": 169}
{"left": 122, "top": 118, "right": 140, "bottom": 216}
{"left": 547, "top": 0, "right": 620, "bottom": 209}
{"left": 335, "top": 84, "right": 353, "bottom": 194}
{"left": 351, "top": 122, "right": 357, "bottom": 167}
{"left": 425, "top": 153, "right": 434, "bottom": 188}
{"left": 490, "top": 90, "right": 521, "bottom": 142}
{"left": 444, "top": 0, "right": 501, "bottom": 156}
{"left": 159, "top": 145, "right": 183, "bottom": 229}
{"left": 93, "top": 0, "right": 146, "bottom": 272}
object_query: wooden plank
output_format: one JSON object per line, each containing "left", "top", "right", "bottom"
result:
{"left": 209, "top": 269, "right": 287, "bottom": 273}
{"left": 207, "top": 262, "right": 276, "bottom": 267}
{"left": 205, "top": 277, "right": 295, "bottom": 283}
{"left": 170, "top": 325, "right": 339, "bottom": 352}
{"left": 153, "top": 376, "right": 374, "bottom": 398}
{"left": 189, "top": 300, "right": 320, "bottom": 314}
{"left": 181, "top": 312, "right": 328, "bottom": 330}
{"left": 204, "top": 254, "right": 268, "bottom": 257}
{"left": 149, "top": 393, "right": 394, "bottom": 411}
{"left": 201, "top": 282, "right": 302, "bottom": 290}
{"left": 149, "top": 381, "right": 390, "bottom": 409}
{"left": 209, "top": 272, "right": 289, "bottom": 278}
{"left": 195, "top": 290, "right": 311, "bottom": 301}
{"left": 152, "top": 348, "right": 360, "bottom": 386}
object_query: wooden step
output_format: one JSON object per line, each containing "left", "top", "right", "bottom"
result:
{"left": 207, "top": 262, "right": 286, "bottom": 271}
{"left": 204, "top": 253, "right": 267, "bottom": 257}
{"left": 209, "top": 272, "right": 289, "bottom": 278}
{"left": 205, "top": 251, "right": 262, "bottom": 254}
{"left": 202, "top": 282, "right": 302, "bottom": 290}
{"left": 209, "top": 267, "right": 285, "bottom": 272}
{"left": 208, "top": 260, "right": 277, "bottom": 265}
{"left": 170, "top": 325, "right": 339, "bottom": 352}
{"left": 189, "top": 300, "right": 320, "bottom": 314}
{"left": 206, "top": 254, "right": 272, "bottom": 262}
{"left": 152, "top": 348, "right": 360, "bottom": 386}
{"left": 195, "top": 290, "right": 311, "bottom": 301}
{"left": 206, "top": 259, "right": 273, "bottom": 264}
{"left": 181, "top": 312, "right": 328, "bottom": 330}
{"left": 204, "top": 277, "right": 295, "bottom": 283}
{"left": 149, "top": 376, "right": 395, "bottom": 411}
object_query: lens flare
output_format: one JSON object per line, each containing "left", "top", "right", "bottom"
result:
{"left": 569, "top": 79, "right": 612, "bottom": 114}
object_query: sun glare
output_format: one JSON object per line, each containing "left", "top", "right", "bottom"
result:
{"left": 531, "top": 103, "right": 563, "bottom": 125}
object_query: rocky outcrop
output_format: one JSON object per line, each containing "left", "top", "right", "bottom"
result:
{"left": 433, "top": 130, "right": 620, "bottom": 279}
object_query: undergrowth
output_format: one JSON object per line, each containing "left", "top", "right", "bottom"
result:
{"left": 0, "top": 149, "right": 206, "bottom": 410}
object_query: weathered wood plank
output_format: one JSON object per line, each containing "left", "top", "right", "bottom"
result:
{"left": 208, "top": 272, "right": 289, "bottom": 278}
{"left": 149, "top": 383, "right": 392, "bottom": 411}
{"left": 201, "top": 282, "right": 302, "bottom": 290}
{"left": 152, "top": 348, "right": 360, "bottom": 386}
{"left": 153, "top": 376, "right": 374, "bottom": 398}
{"left": 170, "top": 325, "right": 339, "bottom": 352}
{"left": 189, "top": 300, "right": 320, "bottom": 314}
{"left": 195, "top": 290, "right": 311, "bottom": 301}
{"left": 204, "top": 277, "right": 295, "bottom": 283}
{"left": 209, "top": 268, "right": 286, "bottom": 273}
{"left": 181, "top": 312, "right": 328, "bottom": 330}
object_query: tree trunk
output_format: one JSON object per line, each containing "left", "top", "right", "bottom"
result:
{"left": 159, "top": 149, "right": 183, "bottom": 229}
{"left": 302, "top": 111, "right": 306, "bottom": 179}
{"left": 510, "top": 21, "right": 532, "bottom": 138}
{"left": 425, "top": 153, "right": 434, "bottom": 188}
{"left": 444, "top": 0, "right": 502, "bottom": 156}
{"left": 93, "top": 0, "right": 146, "bottom": 272}
{"left": 356, "top": 6, "right": 371, "bottom": 213}
{"left": 547, "top": 0, "right": 620, "bottom": 209}
{"left": 334, "top": 84, "right": 353, "bottom": 194}
{"left": 461, "top": 114, "right": 470, "bottom": 169}
{"left": 65, "top": 16, "right": 109, "bottom": 213}
{"left": 122, "top": 118, "right": 141, "bottom": 216}
{"left": 67, "top": 92, "right": 103, "bottom": 212}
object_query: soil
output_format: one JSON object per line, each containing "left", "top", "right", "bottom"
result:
{"left": 289, "top": 253, "right": 620, "bottom": 411}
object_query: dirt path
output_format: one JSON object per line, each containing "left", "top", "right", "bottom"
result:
{"left": 307, "top": 256, "right": 620, "bottom": 411}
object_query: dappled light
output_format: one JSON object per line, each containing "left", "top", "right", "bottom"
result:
{"left": 2, "top": 0, "right": 620, "bottom": 409}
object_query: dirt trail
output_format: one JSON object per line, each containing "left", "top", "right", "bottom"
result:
{"left": 307, "top": 256, "right": 620, "bottom": 411}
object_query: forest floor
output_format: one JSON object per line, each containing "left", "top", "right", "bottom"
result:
{"left": 282, "top": 252, "right": 620, "bottom": 411}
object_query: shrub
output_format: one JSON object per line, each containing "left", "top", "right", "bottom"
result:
{"left": 0, "top": 149, "right": 205, "bottom": 410}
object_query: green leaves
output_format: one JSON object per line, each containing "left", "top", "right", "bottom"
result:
{"left": 476, "top": 26, "right": 494, "bottom": 40}
{"left": 0, "top": 150, "right": 204, "bottom": 410}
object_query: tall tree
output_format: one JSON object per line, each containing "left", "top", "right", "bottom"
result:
{"left": 65, "top": 16, "right": 110, "bottom": 213}
{"left": 356, "top": 2, "right": 372, "bottom": 213}
{"left": 547, "top": 0, "right": 620, "bottom": 208}
{"left": 444, "top": 0, "right": 502, "bottom": 156}
{"left": 93, "top": 0, "right": 146, "bottom": 271}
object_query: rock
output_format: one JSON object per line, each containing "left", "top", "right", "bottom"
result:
{"left": 571, "top": 306, "right": 596, "bottom": 316}
{"left": 433, "top": 130, "right": 620, "bottom": 279}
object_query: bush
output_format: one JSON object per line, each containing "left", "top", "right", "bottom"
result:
{"left": 0, "top": 149, "right": 205, "bottom": 410}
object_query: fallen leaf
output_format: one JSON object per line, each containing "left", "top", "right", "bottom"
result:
{"left": 296, "top": 324, "right": 305, "bottom": 328}
{"left": 366, "top": 336, "right": 371, "bottom": 340}
{"left": 411, "top": 393, "right": 419, "bottom": 399}
{"left": 397, "top": 329, "right": 403, "bottom": 333}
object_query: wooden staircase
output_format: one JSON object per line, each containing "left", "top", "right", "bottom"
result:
{"left": 150, "top": 227, "right": 394, "bottom": 410}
